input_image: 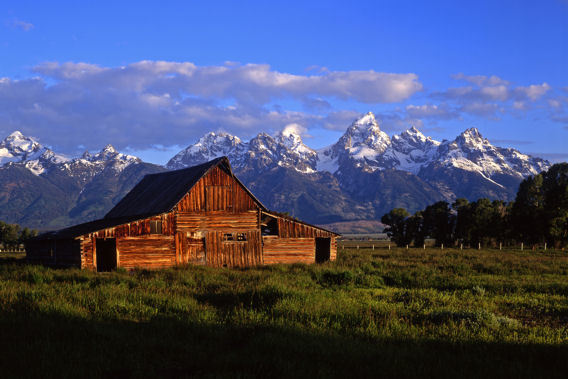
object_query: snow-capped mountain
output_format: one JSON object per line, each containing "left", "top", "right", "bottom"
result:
{"left": 167, "top": 132, "right": 246, "bottom": 170}
{"left": 383, "top": 126, "right": 441, "bottom": 174}
{"left": 434, "top": 127, "right": 548, "bottom": 181}
{"left": 317, "top": 112, "right": 392, "bottom": 173}
{"left": 0, "top": 131, "right": 68, "bottom": 174}
{"left": 0, "top": 114, "right": 553, "bottom": 231}
{"left": 0, "top": 131, "right": 46, "bottom": 165}
{"left": 166, "top": 129, "right": 318, "bottom": 174}
{"left": 0, "top": 132, "right": 162, "bottom": 229}
{"left": 55, "top": 144, "right": 142, "bottom": 184}
{"left": 166, "top": 112, "right": 550, "bottom": 214}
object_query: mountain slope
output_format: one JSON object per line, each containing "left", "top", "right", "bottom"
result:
{"left": 0, "top": 116, "right": 551, "bottom": 233}
{"left": 0, "top": 133, "right": 165, "bottom": 229}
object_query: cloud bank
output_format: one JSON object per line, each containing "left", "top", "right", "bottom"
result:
{"left": 0, "top": 62, "right": 564, "bottom": 156}
{"left": 0, "top": 61, "right": 422, "bottom": 152}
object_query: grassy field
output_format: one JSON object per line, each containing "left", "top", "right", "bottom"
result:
{"left": 1, "top": 247, "right": 567, "bottom": 378}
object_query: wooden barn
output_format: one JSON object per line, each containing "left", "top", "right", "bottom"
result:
{"left": 26, "top": 157, "right": 339, "bottom": 271}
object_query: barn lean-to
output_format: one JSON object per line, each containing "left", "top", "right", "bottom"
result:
{"left": 26, "top": 157, "right": 339, "bottom": 271}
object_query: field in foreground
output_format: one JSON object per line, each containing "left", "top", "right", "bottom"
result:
{"left": 1, "top": 248, "right": 567, "bottom": 378}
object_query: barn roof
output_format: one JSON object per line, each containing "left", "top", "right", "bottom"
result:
{"left": 37, "top": 215, "right": 149, "bottom": 239}
{"left": 34, "top": 156, "right": 339, "bottom": 239}
{"left": 105, "top": 156, "right": 266, "bottom": 219}
{"left": 261, "top": 210, "right": 341, "bottom": 236}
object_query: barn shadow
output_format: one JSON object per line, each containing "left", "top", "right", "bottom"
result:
{"left": 1, "top": 309, "right": 567, "bottom": 378}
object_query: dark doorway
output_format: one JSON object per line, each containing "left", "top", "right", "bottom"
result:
{"left": 96, "top": 238, "right": 117, "bottom": 272}
{"left": 315, "top": 237, "right": 331, "bottom": 263}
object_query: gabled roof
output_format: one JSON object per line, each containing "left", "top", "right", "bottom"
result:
{"left": 105, "top": 156, "right": 265, "bottom": 219}
{"left": 36, "top": 215, "right": 150, "bottom": 239}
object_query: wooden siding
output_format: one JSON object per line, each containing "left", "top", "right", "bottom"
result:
{"left": 263, "top": 236, "right": 315, "bottom": 264}
{"left": 330, "top": 237, "right": 337, "bottom": 261}
{"left": 117, "top": 236, "right": 176, "bottom": 270}
{"left": 206, "top": 230, "right": 262, "bottom": 267}
{"left": 174, "top": 166, "right": 258, "bottom": 213}
{"left": 80, "top": 212, "right": 175, "bottom": 270}
{"left": 175, "top": 233, "right": 206, "bottom": 265}
{"left": 175, "top": 211, "right": 259, "bottom": 231}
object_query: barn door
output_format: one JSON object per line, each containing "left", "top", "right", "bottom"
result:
{"left": 315, "top": 237, "right": 331, "bottom": 263}
{"left": 187, "top": 237, "right": 206, "bottom": 265}
{"left": 96, "top": 238, "right": 117, "bottom": 272}
{"left": 206, "top": 230, "right": 262, "bottom": 268}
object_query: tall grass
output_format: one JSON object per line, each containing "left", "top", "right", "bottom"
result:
{"left": 0, "top": 248, "right": 567, "bottom": 377}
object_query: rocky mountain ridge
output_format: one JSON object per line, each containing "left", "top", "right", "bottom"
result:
{"left": 0, "top": 113, "right": 551, "bottom": 231}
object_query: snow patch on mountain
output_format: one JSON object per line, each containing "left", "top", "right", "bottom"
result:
{"left": 0, "top": 131, "right": 70, "bottom": 175}
{"left": 434, "top": 128, "right": 549, "bottom": 180}
{"left": 167, "top": 132, "right": 246, "bottom": 170}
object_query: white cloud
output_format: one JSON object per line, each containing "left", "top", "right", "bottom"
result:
{"left": 459, "top": 102, "right": 503, "bottom": 118}
{"left": 33, "top": 61, "right": 422, "bottom": 104}
{"left": 280, "top": 123, "right": 309, "bottom": 137}
{"left": 0, "top": 61, "right": 423, "bottom": 153}
{"left": 451, "top": 73, "right": 509, "bottom": 87}
{"left": 9, "top": 18, "right": 34, "bottom": 31}
{"left": 513, "top": 83, "right": 551, "bottom": 101}
{"left": 405, "top": 103, "right": 459, "bottom": 120}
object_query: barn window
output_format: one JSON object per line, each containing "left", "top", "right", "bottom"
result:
{"left": 223, "top": 233, "right": 234, "bottom": 241}
{"left": 150, "top": 220, "right": 162, "bottom": 234}
{"left": 236, "top": 233, "right": 247, "bottom": 241}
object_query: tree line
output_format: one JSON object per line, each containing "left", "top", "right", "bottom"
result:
{"left": 0, "top": 221, "right": 38, "bottom": 249}
{"left": 381, "top": 163, "right": 568, "bottom": 249}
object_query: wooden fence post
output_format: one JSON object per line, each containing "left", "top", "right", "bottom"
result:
{"left": 478, "top": 242, "right": 481, "bottom": 250}
{"left": 460, "top": 243, "right": 463, "bottom": 250}
{"left": 544, "top": 242, "right": 547, "bottom": 251}
{"left": 521, "top": 242, "right": 523, "bottom": 251}
{"left": 441, "top": 243, "right": 444, "bottom": 250}
{"left": 499, "top": 242, "right": 502, "bottom": 251}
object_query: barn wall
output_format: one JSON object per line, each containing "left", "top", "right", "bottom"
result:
{"left": 175, "top": 232, "right": 206, "bottom": 265}
{"left": 174, "top": 166, "right": 258, "bottom": 213}
{"left": 330, "top": 237, "right": 337, "bottom": 261}
{"left": 26, "top": 238, "right": 81, "bottom": 267}
{"left": 262, "top": 236, "right": 315, "bottom": 264}
{"left": 80, "top": 212, "right": 175, "bottom": 270}
{"left": 175, "top": 211, "right": 258, "bottom": 231}
{"left": 206, "top": 230, "right": 262, "bottom": 268}
{"left": 117, "top": 236, "right": 176, "bottom": 270}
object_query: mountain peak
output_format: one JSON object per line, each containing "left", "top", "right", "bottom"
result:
{"left": 460, "top": 127, "right": 483, "bottom": 140}
{"left": 101, "top": 144, "right": 117, "bottom": 154}
{"left": 1, "top": 130, "right": 40, "bottom": 149}
{"left": 352, "top": 112, "right": 379, "bottom": 130}
{"left": 7, "top": 130, "right": 24, "bottom": 138}
{"left": 0, "top": 130, "right": 45, "bottom": 165}
{"left": 454, "top": 127, "right": 490, "bottom": 150}
{"left": 408, "top": 126, "right": 420, "bottom": 134}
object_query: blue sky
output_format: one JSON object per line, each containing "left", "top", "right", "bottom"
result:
{"left": 1, "top": 0, "right": 567, "bottom": 163}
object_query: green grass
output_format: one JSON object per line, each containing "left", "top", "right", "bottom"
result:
{"left": 1, "top": 248, "right": 567, "bottom": 378}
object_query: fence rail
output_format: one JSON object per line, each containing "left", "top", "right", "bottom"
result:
{"left": 0, "top": 249, "right": 26, "bottom": 254}
{"left": 338, "top": 240, "right": 565, "bottom": 251}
